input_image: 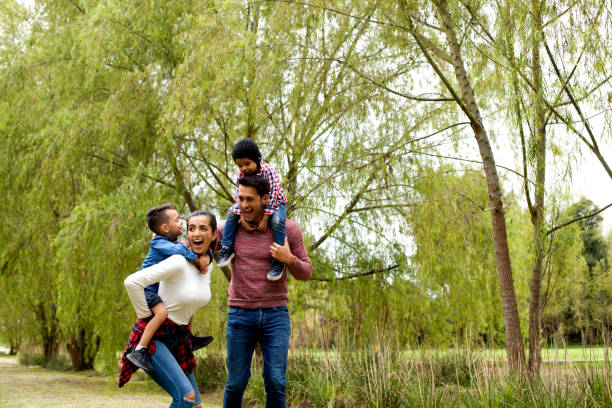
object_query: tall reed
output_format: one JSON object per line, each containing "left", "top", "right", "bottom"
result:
{"left": 196, "top": 343, "right": 612, "bottom": 407}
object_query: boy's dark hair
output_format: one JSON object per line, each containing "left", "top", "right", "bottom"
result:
{"left": 186, "top": 210, "right": 218, "bottom": 252}
{"left": 237, "top": 174, "right": 269, "bottom": 197}
{"left": 232, "top": 138, "right": 262, "bottom": 167}
{"left": 146, "top": 204, "right": 176, "bottom": 235}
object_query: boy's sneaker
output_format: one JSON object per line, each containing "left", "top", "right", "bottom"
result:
{"left": 218, "top": 246, "right": 234, "bottom": 267}
{"left": 126, "top": 348, "right": 154, "bottom": 372}
{"left": 189, "top": 334, "right": 214, "bottom": 352}
{"left": 267, "top": 260, "right": 284, "bottom": 281}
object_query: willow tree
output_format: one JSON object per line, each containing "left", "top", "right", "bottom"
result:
{"left": 0, "top": 0, "right": 67, "bottom": 362}
{"left": 542, "top": 200, "right": 610, "bottom": 345}
{"left": 370, "top": 0, "right": 526, "bottom": 367}
{"left": 160, "top": 0, "right": 426, "bottom": 283}
{"left": 485, "top": 0, "right": 612, "bottom": 372}
{"left": 325, "top": 0, "right": 609, "bottom": 369}
{"left": 406, "top": 167, "right": 516, "bottom": 345}
{"left": 0, "top": 0, "right": 201, "bottom": 369}
{"left": 152, "top": 0, "right": 453, "bottom": 349}
{"left": 1, "top": 0, "right": 431, "bottom": 365}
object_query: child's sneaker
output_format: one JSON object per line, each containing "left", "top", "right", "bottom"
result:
{"left": 267, "top": 260, "right": 284, "bottom": 281}
{"left": 218, "top": 246, "right": 234, "bottom": 267}
{"left": 126, "top": 348, "right": 154, "bottom": 372}
{"left": 189, "top": 334, "right": 214, "bottom": 352}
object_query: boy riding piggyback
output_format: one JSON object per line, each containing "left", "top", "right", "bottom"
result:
{"left": 125, "top": 204, "right": 213, "bottom": 372}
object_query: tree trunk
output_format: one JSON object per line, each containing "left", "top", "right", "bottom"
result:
{"left": 527, "top": 237, "right": 544, "bottom": 373}
{"left": 436, "top": 0, "right": 525, "bottom": 368}
{"left": 7, "top": 331, "right": 21, "bottom": 356}
{"left": 66, "top": 329, "right": 100, "bottom": 371}
{"left": 477, "top": 124, "right": 526, "bottom": 368}
{"left": 285, "top": 156, "right": 299, "bottom": 218}
{"left": 34, "top": 302, "right": 60, "bottom": 363}
{"left": 527, "top": 0, "right": 547, "bottom": 374}
{"left": 168, "top": 149, "right": 197, "bottom": 212}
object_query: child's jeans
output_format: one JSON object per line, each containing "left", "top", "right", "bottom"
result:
{"left": 222, "top": 204, "right": 287, "bottom": 248}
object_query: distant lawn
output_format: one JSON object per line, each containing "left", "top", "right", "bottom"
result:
{"left": 475, "top": 344, "right": 610, "bottom": 362}
{"left": 540, "top": 344, "right": 608, "bottom": 362}
{"left": 290, "top": 344, "right": 611, "bottom": 363}
{"left": 415, "top": 344, "right": 611, "bottom": 362}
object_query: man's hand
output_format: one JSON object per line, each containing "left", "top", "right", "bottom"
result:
{"left": 270, "top": 237, "right": 296, "bottom": 265}
{"left": 240, "top": 214, "right": 256, "bottom": 232}
{"left": 256, "top": 214, "right": 270, "bottom": 232}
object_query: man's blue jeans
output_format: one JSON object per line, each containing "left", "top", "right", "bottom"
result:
{"left": 223, "top": 306, "right": 290, "bottom": 408}
{"left": 221, "top": 204, "right": 287, "bottom": 248}
{"left": 148, "top": 340, "right": 201, "bottom": 408}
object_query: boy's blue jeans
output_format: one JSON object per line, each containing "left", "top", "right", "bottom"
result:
{"left": 148, "top": 340, "right": 201, "bottom": 408}
{"left": 223, "top": 306, "right": 290, "bottom": 408}
{"left": 222, "top": 204, "right": 287, "bottom": 249}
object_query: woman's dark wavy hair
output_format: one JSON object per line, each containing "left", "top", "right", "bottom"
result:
{"left": 186, "top": 210, "right": 218, "bottom": 252}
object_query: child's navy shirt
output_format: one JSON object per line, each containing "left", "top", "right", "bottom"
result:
{"left": 142, "top": 235, "right": 198, "bottom": 309}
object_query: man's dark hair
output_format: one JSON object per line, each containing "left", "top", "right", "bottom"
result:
{"left": 146, "top": 203, "right": 176, "bottom": 235}
{"left": 237, "top": 174, "right": 269, "bottom": 197}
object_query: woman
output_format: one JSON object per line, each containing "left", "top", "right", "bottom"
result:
{"left": 119, "top": 210, "right": 217, "bottom": 408}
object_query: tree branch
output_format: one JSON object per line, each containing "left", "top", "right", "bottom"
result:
{"left": 311, "top": 264, "right": 399, "bottom": 281}
{"left": 544, "top": 39, "right": 612, "bottom": 180}
{"left": 409, "top": 150, "right": 534, "bottom": 184}
{"left": 399, "top": 2, "right": 478, "bottom": 125}
{"left": 546, "top": 202, "right": 612, "bottom": 235}
{"left": 250, "top": 0, "right": 411, "bottom": 32}
{"left": 85, "top": 153, "right": 174, "bottom": 188}
{"left": 309, "top": 171, "right": 377, "bottom": 251}
{"left": 284, "top": 57, "right": 453, "bottom": 102}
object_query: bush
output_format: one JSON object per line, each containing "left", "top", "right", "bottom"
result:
{"left": 17, "top": 351, "right": 72, "bottom": 371}
{"left": 44, "top": 354, "right": 73, "bottom": 371}
{"left": 18, "top": 350, "right": 46, "bottom": 366}
{"left": 194, "top": 353, "right": 227, "bottom": 392}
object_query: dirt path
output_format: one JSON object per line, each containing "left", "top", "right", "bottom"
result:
{"left": 0, "top": 355, "right": 222, "bottom": 408}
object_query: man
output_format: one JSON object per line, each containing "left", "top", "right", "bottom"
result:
{"left": 217, "top": 174, "right": 312, "bottom": 408}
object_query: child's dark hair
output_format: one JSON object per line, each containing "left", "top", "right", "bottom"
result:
{"left": 146, "top": 204, "right": 176, "bottom": 235}
{"left": 232, "top": 138, "right": 262, "bottom": 167}
{"left": 186, "top": 210, "right": 218, "bottom": 252}
{"left": 237, "top": 174, "right": 270, "bottom": 197}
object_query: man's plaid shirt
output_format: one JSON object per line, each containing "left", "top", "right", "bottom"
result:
{"left": 118, "top": 318, "right": 195, "bottom": 387}
{"left": 230, "top": 160, "right": 288, "bottom": 216}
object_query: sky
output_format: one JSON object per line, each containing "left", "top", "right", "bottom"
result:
{"left": 570, "top": 152, "right": 612, "bottom": 234}
{"left": 494, "top": 136, "right": 612, "bottom": 235}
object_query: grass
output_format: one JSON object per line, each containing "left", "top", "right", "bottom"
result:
{"left": 234, "top": 345, "right": 612, "bottom": 407}
{"left": 7, "top": 344, "right": 611, "bottom": 407}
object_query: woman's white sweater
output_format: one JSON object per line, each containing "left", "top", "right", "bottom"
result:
{"left": 124, "top": 255, "right": 212, "bottom": 325}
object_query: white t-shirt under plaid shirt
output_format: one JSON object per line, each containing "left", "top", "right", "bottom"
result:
{"left": 229, "top": 160, "right": 288, "bottom": 216}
